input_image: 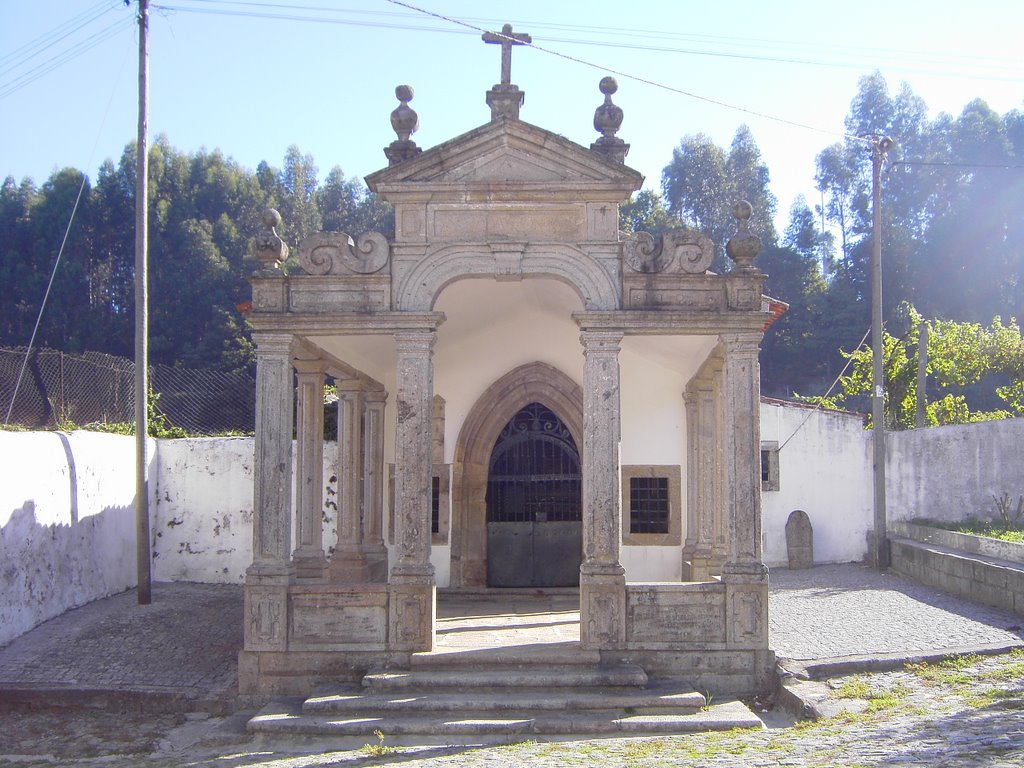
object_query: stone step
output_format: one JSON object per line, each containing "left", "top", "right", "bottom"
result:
{"left": 361, "top": 663, "right": 647, "bottom": 690}
{"left": 304, "top": 681, "right": 704, "bottom": 715}
{"left": 410, "top": 644, "right": 600, "bottom": 667}
{"left": 248, "top": 699, "right": 762, "bottom": 738}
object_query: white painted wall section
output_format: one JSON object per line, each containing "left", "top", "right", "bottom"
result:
{"left": 0, "top": 431, "right": 141, "bottom": 646}
{"left": 760, "top": 401, "right": 873, "bottom": 567}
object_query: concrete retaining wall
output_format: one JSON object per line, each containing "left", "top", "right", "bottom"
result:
{"left": 891, "top": 536, "right": 1024, "bottom": 616}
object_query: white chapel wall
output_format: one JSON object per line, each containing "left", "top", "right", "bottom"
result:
{"left": 759, "top": 400, "right": 874, "bottom": 567}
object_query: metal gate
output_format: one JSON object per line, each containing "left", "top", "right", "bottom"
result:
{"left": 486, "top": 402, "right": 582, "bottom": 587}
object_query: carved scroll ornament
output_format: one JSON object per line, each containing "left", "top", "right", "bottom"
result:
{"left": 622, "top": 230, "right": 714, "bottom": 275}
{"left": 298, "top": 231, "right": 390, "bottom": 276}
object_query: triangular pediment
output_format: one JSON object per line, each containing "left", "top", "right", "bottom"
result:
{"left": 366, "top": 117, "right": 644, "bottom": 190}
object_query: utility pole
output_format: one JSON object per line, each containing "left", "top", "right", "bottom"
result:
{"left": 871, "top": 136, "right": 893, "bottom": 571}
{"left": 135, "top": 0, "right": 151, "bottom": 605}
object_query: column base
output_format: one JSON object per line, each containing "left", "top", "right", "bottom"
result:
{"left": 681, "top": 547, "right": 723, "bottom": 582}
{"left": 580, "top": 565, "right": 626, "bottom": 649}
{"left": 292, "top": 549, "right": 327, "bottom": 580}
{"left": 388, "top": 569, "right": 436, "bottom": 651}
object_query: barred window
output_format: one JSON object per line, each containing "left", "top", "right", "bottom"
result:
{"left": 431, "top": 476, "right": 440, "bottom": 534}
{"left": 629, "top": 476, "right": 670, "bottom": 534}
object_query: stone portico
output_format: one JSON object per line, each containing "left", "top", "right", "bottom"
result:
{"left": 240, "top": 35, "right": 774, "bottom": 696}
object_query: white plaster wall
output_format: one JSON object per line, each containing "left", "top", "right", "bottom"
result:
{"left": 0, "top": 431, "right": 141, "bottom": 646}
{"left": 152, "top": 438, "right": 343, "bottom": 584}
{"left": 887, "top": 418, "right": 1024, "bottom": 524}
{"left": 759, "top": 401, "right": 873, "bottom": 567}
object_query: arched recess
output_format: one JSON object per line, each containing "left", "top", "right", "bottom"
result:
{"left": 449, "top": 361, "right": 584, "bottom": 587}
{"left": 394, "top": 242, "right": 620, "bottom": 311}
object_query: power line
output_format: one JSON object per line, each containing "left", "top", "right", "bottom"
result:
{"left": 0, "top": 15, "right": 135, "bottom": 100}
{"left": 892, "top": 160, "right": 1024, "bottom": 170}
{"left": 382, "top": 0, "right": 872, "bottom": 147}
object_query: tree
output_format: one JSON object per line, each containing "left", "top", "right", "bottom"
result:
{"left": 662, "top": 126, "right": 777, "bottom": 270}
{"left": 801, "top": 303, "right": 1024, "bottom": 429}
{"left": 618, "top": 189, "right": 673, "bottom": 234}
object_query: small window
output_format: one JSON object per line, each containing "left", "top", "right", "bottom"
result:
{"left": 629, "top": 476, "right": 670, "bottom": 534}
{"left": 761, "top": 442, "right": 780, "bottom": 492}
{"left": 431, "top": 475, "right": 440, "bottom": 534}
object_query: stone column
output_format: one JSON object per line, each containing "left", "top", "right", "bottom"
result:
{"left": 720, "top": 332, "right": 769, "bottom": 652}
{"left": 329, "top": 380, "right": 368, "bottom": 581}
{"left": 681, "top": 370, "right": 718, "bottom": 581}
{"left": 292, "top": 359, "right": 327, "bottom": 579}
{"left": 388, "top": 330, "right": 436, "bottom": 651}
{"left": 361, "top": 390, "right": 389, "bottom": 581}
{"left": 579, "top": 329, "right": 626, "bottom": 649}
{"left": 245, "top": 332, "right": 293, "bottom": 652}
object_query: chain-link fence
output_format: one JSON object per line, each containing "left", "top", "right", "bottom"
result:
{"left": 1, "top": 347, "right": 255, "bottom": 435}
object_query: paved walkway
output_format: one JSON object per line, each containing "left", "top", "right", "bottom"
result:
{"left": 1, "top": 566, "right": 1023, "bottom": 766}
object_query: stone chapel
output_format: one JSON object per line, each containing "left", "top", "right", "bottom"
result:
{"left": 240, "top": 28, "right": 776, "bottom": 698}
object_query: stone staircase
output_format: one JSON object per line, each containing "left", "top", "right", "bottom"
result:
{"left": 247, "top": 645, "right": 762, "bottom": 741}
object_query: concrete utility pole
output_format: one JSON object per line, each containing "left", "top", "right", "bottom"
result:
{"left": 871, "top": 136, "right": 893, "bottom": 570}
{"left": 135, "top": 0, "right": 151, "bottom": 605}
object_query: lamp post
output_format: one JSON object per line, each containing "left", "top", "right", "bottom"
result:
{"left": 871, "top": 136, "right": 893, "bottom": 570}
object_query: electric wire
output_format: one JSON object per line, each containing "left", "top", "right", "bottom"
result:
{"left": 0, "top": 1, "right": 115, "bottom": 73}
{"left": 382, "top": 0, "right": 874, "bottom": 147}
{"left": 0, "top": 15, "right": 135, "bottom": 100}
{"left": 4, "top": 29, "right": 135, "bottom": 427}
{"left": 776, "top": 325, "right": 873, "bottom": 453}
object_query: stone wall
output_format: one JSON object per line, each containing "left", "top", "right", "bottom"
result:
{"left": 0, "top": 431, "right": 143, "bottom": 646}
{"left": 3, "top": 414, "right": 1023, "bottom": 645}
{"left": 886, "top": 418, "right": 1024, "bottom": 524}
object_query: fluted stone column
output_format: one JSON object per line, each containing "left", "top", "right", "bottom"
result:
{"left": 388, "top": 330, "right": 436, "bottom": 651}
{"left": 292, "top": 359, "right": 327, "bottom": 579}
{"left": 329, "top": 380, "right": 368, "bottom": 581}
{"left": 245, "top": 332, "right": 294, "bottom": 652}
{"left": 720, "top": 331, "right": 769, "bottom": 651}
{"left": 361, "top": 390, "right": 389, "bottom": 581}
{"left": 579, "top": 329, "right": 626, "bottom": 649}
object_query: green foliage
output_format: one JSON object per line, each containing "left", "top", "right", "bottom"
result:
{"left": 798, "top": 303, "right": 1024, "bottom": 428}
{"left": 912, "top": 516, "right": 1024, "bottom": 544}
{"left": 661, "top": 126, "right": 778, "bottom": 270}
{"left": 618, "top": 189, "right": 673, "bottom": 234}
{"left": 1, "top": 139, "right": 390, "bottom": 375}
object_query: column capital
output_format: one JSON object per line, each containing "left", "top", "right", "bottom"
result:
{"left": 719, "top": 331, "right": 762, "bottom": 356}
{"left": 364, "top": 389, "right": 388, "bottom": 405}
{"left": 292, "top": 357, "right": 328, "bottom": 375}
{"left": 395, "top": 328, "right": 437, "bottom": 353}
{"left": 579, "top": 329, "right": 623, "bottom": 353}
{"left": 251, "top": 331, "right": 294, "bottom": 356}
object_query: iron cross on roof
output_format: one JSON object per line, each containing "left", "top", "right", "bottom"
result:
{"left": 482, "top": 24, "right": 531, "bottom": 85}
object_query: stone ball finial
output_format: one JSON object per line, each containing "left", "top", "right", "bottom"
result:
{"left": 262, "top": 208, "right": 282, "bottom": 230}
{"left": 390, "top": 85, "right": 419, "bottom": 142}
{"left": 593, "top": 77, "right": 624, "bottom": 138}
{"left": 590, "top": 75, "right": 629, "bottom": 164}
{"left": 253, "top": 208, "right": 288, "bottom": 274}
{"left": 726, "top": 200, "right": 762, "bottom": 272}
{"left": 384, "top": 84, "right": 423, "bottom": 166}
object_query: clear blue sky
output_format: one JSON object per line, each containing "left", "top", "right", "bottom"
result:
{"left": 2, "top": 1, "right": 1022, "bottom": 232}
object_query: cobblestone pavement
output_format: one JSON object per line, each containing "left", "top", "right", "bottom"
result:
{"left": 2, "top": 566, "right": 1024, "bottom": 766}
{"left": 769, "top": 564, "right": 1024, "bottom": 661}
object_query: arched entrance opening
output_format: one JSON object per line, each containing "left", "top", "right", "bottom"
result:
{"left": 486, "top": 402, "right": 582, "bottom": 587}
{"left": 450, "top": 362, "right": 584, "bottom": 588}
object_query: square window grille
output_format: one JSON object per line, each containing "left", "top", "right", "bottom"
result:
{"left": 629, "top": 476, "right": 670, "bottom": 534}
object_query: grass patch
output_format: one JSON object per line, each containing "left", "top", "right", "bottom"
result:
{"left": 906, "top": 654, "right": 981, "bottom": 687}
{"left": 911, "top": 516, "right": 1024, "bottom": 543}
{"left": 358, "top": 729, "right": 402, "bottom": 757}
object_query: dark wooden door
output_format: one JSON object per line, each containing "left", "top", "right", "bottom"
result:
{"left": 486, "top": 403, "right": 582, "bottom": 587}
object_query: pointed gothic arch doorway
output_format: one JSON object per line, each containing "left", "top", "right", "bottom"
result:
{"left": 486, "top": 402, "right": 582, "bottom": 587}
{"left": 450, "top": 362, "right": 585, "bottom": 588}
